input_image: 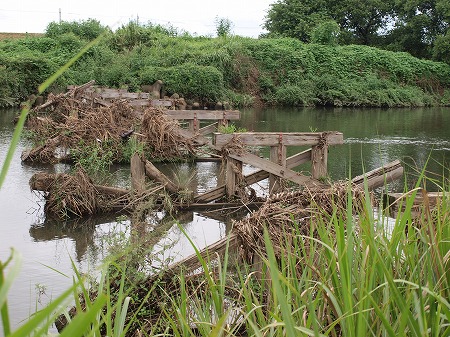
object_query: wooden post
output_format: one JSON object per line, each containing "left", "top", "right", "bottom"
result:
{"left": 269, "top": 143, "right": 286, "bottom": 193}
{"left": 188, "top": 111, "right": 199, "bottom": 133}
{"left": 226, "top": 158, "right": 242, "bottom": 198}
{"left": 131, "top": 153, "right": 146, "bottom": 194}
{"left": 311, "top": 144, "right": 328, "bottom": 180}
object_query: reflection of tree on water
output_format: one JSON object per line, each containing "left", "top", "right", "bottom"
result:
{"left": 29, "top": 213, "right": 123, "bottom": 262}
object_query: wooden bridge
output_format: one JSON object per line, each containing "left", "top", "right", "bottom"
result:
{"left": 194, "top": 131, "right": 344, "bottom": 201}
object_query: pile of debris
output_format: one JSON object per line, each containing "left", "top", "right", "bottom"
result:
{"left": 22, "top": 83, "right": 199, "bottom": 164}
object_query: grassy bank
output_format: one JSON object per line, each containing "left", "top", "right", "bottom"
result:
{"left": 1, "top": 22, "right": 450, "bottom": 108}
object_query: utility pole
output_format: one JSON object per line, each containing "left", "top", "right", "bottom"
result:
{"left": 59, "top": 8, "right": 61, "bottom": 23}
{"left": 137, "top": 14, "right": 139, "bottom": 25}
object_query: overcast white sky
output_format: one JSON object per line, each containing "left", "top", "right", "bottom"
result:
{"left": 0, "top": 0, "right": 274, "bottom": 37}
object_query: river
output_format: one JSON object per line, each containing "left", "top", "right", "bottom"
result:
{"left": 0, "top": 106, "right": 449, "bottom": 332}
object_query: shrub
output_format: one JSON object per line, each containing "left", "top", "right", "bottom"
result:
{"left": 45, "top": 19, "right": 108, "bottom": 41}
{"left": 140, "top": 63, "right": 224, "bottom": 102}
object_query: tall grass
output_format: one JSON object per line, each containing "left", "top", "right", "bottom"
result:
{"left": 158, "top": 183, "right": 449, "bottom": 337}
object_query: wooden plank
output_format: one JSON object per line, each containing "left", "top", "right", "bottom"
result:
{"left": 165, "top": 110, "right": 240, "bottom": 120}
{"left": 352, "top": 160, "right": 403, "bottom": 189}
{"left": 144, "top": 160, "right": 180, "bottom": 193}
{"left": 386, "top": 190, "right": 445, "bottom": 208}
{"left": 354, "top": 167, "right": 404, "bottom": 191}
{"left": 178, "top": 202, "right": 263, "bottom": 211}
{"left": 213, "top": 132, "right": 343, "bottom": 147}
{"left": 96, "top": 92, "right": 151, "bottom": 99}
{"left": 228, "top": 152, "right": 325, "bottom": 188}
{"left": 198, "top": 122, "right": 218, "bottom": 136}
{"left": 173, "top": 127, "right": 212, "bottom": 146}
{"left": 151, "top": 99, "right": 173, "bottom": 107}
{"left": 148, "top": 233, "right": 240, "bottom": 281}
{"left": 194, "top": 149, "right": 312, "bottom": 203}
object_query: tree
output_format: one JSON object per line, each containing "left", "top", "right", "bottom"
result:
{"left": 264, "top": 0, "right": 396, "bottom": 44}
{"left": 387, "top": 0, "right": 449, "bottom": 59}
{"left": 264, "top": 0, "right": 330, "bottom": 42}
{"left": 215, "top": 17, "right": 233, "bottom": 37}
{"left": 311, "top": 20, "right": 340, "bottom": 45}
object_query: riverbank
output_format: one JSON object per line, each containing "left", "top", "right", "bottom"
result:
{"left": 1, "top": 22, "right": 449, "bottom": 109}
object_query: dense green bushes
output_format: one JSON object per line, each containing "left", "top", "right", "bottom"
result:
{"left": 1, "top": 20, "right": 449, "bottom": 108}
{"left": 140, "top": 63, "right": 224, "bottom": 102}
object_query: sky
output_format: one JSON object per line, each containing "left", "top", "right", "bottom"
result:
{"left": 0, "top": 0, "right": 274, "bottom": 37}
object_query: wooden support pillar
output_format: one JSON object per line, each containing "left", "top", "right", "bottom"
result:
{"left": 130, "top": 153, "right": 146, "bottom": 194}
{"left": 188, "top": 112, "right": 199, "bottom": 133}
{"left": 269, "top": 141, "right": 286, "bottom": 194}
{"left": 311, "top": 144, "right": 328, "bottom": 180}
{"left": 226, "top": 157, "right": 242, "bottom": 198}
{"left": 219, "top": 111, "right": 229, "bottom": 129}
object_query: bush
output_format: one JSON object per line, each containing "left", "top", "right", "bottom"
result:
{"left": 140, "top": 63, "right": 224, "bottom": 102}
{"left": 45, "top": 19, "right": 107, "bottom": 41}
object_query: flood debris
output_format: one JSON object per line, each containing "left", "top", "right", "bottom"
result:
{"left": 29, "top": 168, "right": 131, "bottom": 218}
{"left": 22, "top": 82, "right": 199, "bottom": 164}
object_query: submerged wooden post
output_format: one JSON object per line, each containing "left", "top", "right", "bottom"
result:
{"left": 269, "top": 141, "right": 286, "bottom": 193}
{"left": 226, "top": 157, "right": 242, "bottom": 198}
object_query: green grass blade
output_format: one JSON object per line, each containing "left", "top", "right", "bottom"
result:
{"left": 58, "top": 294, "right": 107, "bottom": 337}
{"left": 9, "top": 283, "right": 81, "bottom": 337}
{"left": 0, "top": 249, "right": 22, "bottom": 336}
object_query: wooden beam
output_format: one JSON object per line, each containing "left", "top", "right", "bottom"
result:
{"left": 165, "top": 110, "right": 240, "bottom": 120}
{"left": 177, "top": 202, "right": 263, "bottom": 211}
{"left": 228, "top": 152, "right": 326, "bottom": 188}
{"left": 194, "top": 149, "right": 312, "bottom": 203}
{"left": 147, "top": 233, "right": 240, "bottom": 281}
{"left": 173, "top": 127, "right": 212, "bottom": 146}
{"left": 352, "top": 160, "right": 403, "bottom": 190}
{"left": 144, "top": 160, "right": 180, "bottom": 193}
{"left": 213, "top": 132, "right": 343, "bottom": 147}
{"left": 198, "top": 122, "right": 218, "bottom": 136}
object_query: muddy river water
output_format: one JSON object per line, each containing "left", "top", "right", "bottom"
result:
{"left": 1, "top": 106, "right": 449, "bottom": 332}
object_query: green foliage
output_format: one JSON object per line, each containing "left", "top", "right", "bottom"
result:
{"left": 311, "top": 20, "right": 340, "bottom": 45}
{"left": 217, "top": 123, "right": 247, "bottom": 134}
{"left": 140, "top": 63, "right": 224, "bottom": 101}
{"left": 264, "top": 0, "right": 449, "bottom": 59}
{"left": 1, "top": 23, "right": 450, "bottom": 108}
{"left": 45, "top": 19, "right": 108, "bottom": 41}
{"left": 264, "top": 0, "right": 395, "bottom": 44}
{"left": 433, "top": 32, "right": 450, "bottom": 64}
{"left": 120, "top": 137, "right": 145, "bottom": 163}
{"left": 215, "top": 17, "right": 234, "bottom": 37}
{"left": 71, "top": 140, "right": 114, "bottom": 180}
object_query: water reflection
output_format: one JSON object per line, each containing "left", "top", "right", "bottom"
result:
{"left": 29, "top": 213, "right": 119, "bottom": 262}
